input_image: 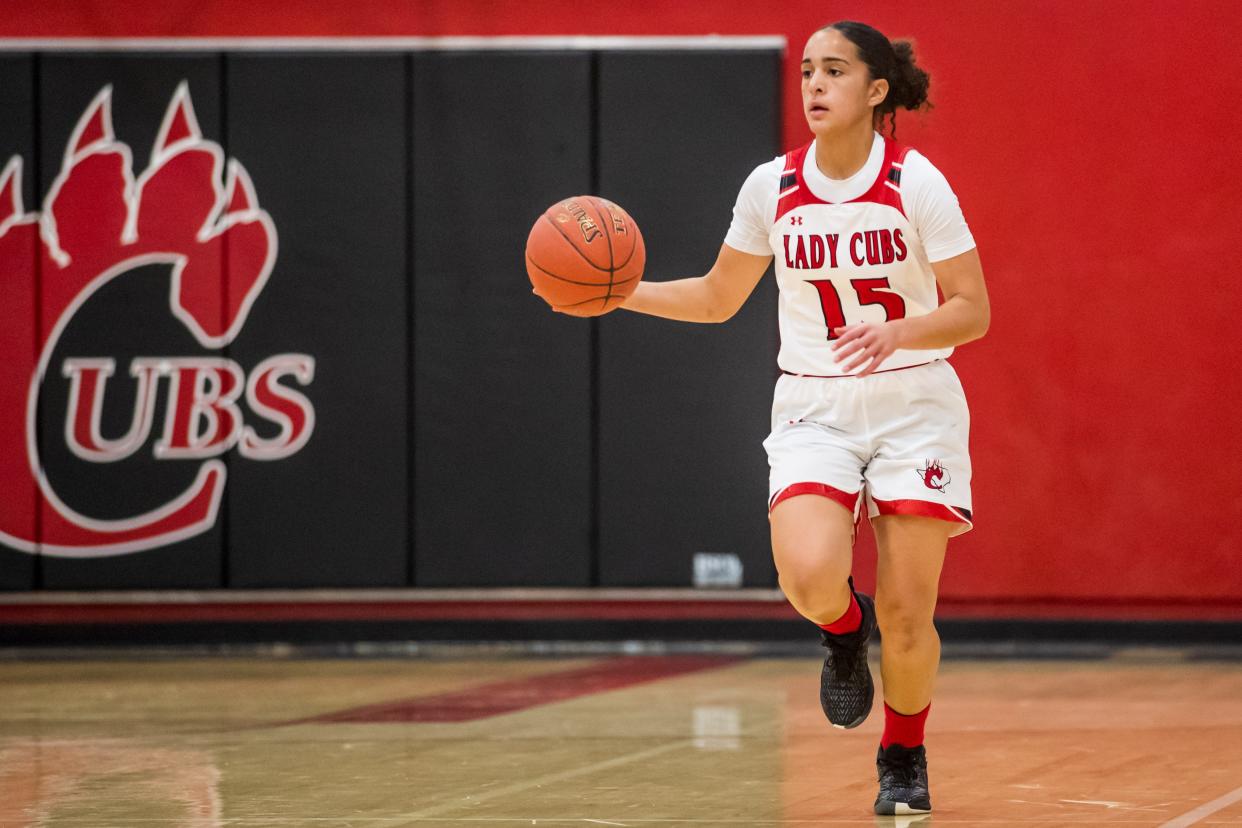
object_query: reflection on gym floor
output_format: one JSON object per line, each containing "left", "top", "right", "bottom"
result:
{"left": 1, "top": 654, "right": 1240, "bottom": 826}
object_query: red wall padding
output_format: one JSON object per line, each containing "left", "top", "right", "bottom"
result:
{"left": 4, "top": 1, "right": 1241, "bottom": 605}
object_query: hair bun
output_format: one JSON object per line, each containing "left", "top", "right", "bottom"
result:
{"left": 890, "top": 40, "right": 930, "bottom": 111}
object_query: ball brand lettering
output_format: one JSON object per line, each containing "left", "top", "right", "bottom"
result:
{"left": 563, "top": 200, "right": 602, "bottom": 243}
{"left": 783, "top": 228, "right": 906, "bottom": 270}
{"left": 602, "top": 201, "right": 628, "bottom": 235}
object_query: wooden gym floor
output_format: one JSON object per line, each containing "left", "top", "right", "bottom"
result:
{"left": 1, "top": 652, "right": 1240, "bottom": 826}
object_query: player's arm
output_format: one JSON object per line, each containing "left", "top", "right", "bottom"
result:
{"left": 894, "top": 245, "right": 988, "bottom": 350}
{"left": 620, "top": 243, "right": 772, "bottom": 324}
{"left": 894, "top": 246, "right": 991, "bottom": 349}
{"left": 832, "top": 247, "right": 990, "bottom": 375}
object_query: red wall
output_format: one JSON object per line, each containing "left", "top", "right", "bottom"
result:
{"left": 5, "top": 0, "right": 1242, "bottom": 607}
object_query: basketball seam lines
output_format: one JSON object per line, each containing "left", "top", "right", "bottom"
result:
{"left": 595, "top": 199, "right": 640, "bottom": 273}
{"left": 550, "top": 294, "right": 617, "bottom": 308}
{"left": 586, "top": 197, "right": 617, "bottom": 310}
{"left": 526, "top": 255, "right": 638, "bottom": 288}
{"left": 613, "top": 235, "right": 637, "bottom": 272}
{"left": 609, "top": 200, "right": 638, "bottom": 271}
{"left": 542, "top": 213, "right": 612, "bottom": 274}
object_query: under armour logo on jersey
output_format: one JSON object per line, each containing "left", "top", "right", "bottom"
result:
{"left": 789, "top": 216, "right": 803, "bottom": 225}
{"left": 916, "top": 459, "right": 951, "bottom": 492}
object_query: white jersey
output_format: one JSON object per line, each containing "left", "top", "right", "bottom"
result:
{"left": 725, "top": 132, "right": 976, "bottom": 376}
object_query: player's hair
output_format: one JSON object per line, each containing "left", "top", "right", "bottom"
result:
{"left": 822, "top": 20, "right": 931, "bottom": 138}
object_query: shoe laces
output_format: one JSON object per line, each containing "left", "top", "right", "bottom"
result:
{"left": 879, "top": 752, "right": 923, "bottom": 788}
{"left": 822, "top": 633, "right": 862, "bottom": 681}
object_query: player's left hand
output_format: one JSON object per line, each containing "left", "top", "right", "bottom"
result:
{"left": 830, "top": 321, "right": 904, "bottom": 376}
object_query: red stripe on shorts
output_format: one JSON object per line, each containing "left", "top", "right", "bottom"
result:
{"left": 769, "top": 482, "right": 859, "bottom": 514}
{"left": 871, "top": 498, "right": 972, "bottom": 525}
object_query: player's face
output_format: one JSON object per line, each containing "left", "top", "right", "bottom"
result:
{"left": 800, "top": 29, "right": 889, "bottom": 137}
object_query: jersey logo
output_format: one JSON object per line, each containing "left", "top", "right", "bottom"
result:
{"left": 789, "top": 216, "right": 803, "bottom": 225}
{"left": 916, "top": 459, "right": 951, "bottom": 492}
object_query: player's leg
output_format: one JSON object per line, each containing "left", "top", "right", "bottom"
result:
{"left": 870, "top": 513, "right": 951, "bottom": 815}
{"left": 873, "top": 514, "right": 949, "bottom": 720}
{"left": 769, "top": 487, "right": 877, "bottom": 730}
{"left": 861, "top": 361, "right": 973, "bottom": 815}
{"left": 765, "top": 375, "right": 877, "bottom": 729}
{"left": 864, "top": 359, "right": 972, "bottom": 716}
{"left": 765, "top": 379, "right": 863, "bottom": 627}
{"left": 769, "top": 492, "right": 855, "bottom": 624}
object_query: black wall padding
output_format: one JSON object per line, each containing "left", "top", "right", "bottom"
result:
{"left": 224, "top": 55, "right": 410, "bottom": 587}
{"left": 412, "top": 52, "right": 595, "bottom": 586}
{"left": 596, "top": 51, "right": 781, "bottom": 586}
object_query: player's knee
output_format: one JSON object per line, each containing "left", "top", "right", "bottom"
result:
{"left": 875, "top": 598, "right": 937, "bottom": 653}
{"left": 774, "top": 541, "right": 850, "bottom": 591}
{"left": 776, "top": 552, "right": 852, "bottom": 622}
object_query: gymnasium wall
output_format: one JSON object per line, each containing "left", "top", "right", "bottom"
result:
{"left": 0, "top": 46, "right": 782, "bottom": 591}
{"left": 1, "top": 1, "right": 1241, "bottom": 612}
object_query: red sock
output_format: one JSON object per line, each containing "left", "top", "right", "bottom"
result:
{"left": 881, "top": 702, "right": 930, "bottom": 749}
{"left": 817, "top": 591, "right": 861, "bottom": 635}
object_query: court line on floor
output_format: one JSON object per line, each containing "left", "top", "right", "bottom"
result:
{"left": 277, "top": 656, "right": 743, "bottom": 726}
{"left": 370, "top": 737, "right": 697, "bottom": 825}
{"left": 1158, "top": 785, "right": 1242, "bottom": 827}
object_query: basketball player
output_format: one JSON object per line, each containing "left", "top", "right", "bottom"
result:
{"left": 614, "top": 21, "right": 990, "bottom": 816}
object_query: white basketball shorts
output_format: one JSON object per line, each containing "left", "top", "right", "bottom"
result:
{"left": 763, "top": 359, "right": 973, "bottom": 535}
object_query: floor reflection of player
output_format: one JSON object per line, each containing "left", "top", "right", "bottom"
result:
{"left": 0, "top": 739, "right": 222, "bottom": 826}
{"left": 615, "top": 21, "right": 990, "bottom": 816}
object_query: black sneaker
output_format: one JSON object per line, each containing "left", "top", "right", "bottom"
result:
{"left": 874, "top": 743, "right": 932, "bottom": 815}
{"left": 818, "top": 581, "right": 876, "bottom": 728}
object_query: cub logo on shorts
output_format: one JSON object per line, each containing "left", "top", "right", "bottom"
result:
{"left": 916, "top": 459, "right": 951, "bottom": 492}
{"left": 0, "top": 83, "right": 313, "bottom": 558}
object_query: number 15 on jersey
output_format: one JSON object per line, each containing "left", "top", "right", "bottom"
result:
{"left": 808, "top": 277, "right": 907, "bottom": 340}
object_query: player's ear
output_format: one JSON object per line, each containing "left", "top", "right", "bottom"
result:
{"left": 867, "top": 78, "right": 889, "bottom": 109}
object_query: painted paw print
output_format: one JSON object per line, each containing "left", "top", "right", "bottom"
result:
{"left": 0, "top": 83, "right": 276, "bottom": 554}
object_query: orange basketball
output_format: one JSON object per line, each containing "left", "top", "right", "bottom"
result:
{"left": 525, "top": 195, "right": 645, "bottom": 316}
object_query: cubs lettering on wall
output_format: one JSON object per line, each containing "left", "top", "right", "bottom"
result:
{"left": 0, "top": 83, "right": 314, "bottom": 558}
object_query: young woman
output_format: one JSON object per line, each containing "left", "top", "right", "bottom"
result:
{"left": 609, "top": 21, "right": 989, "bottom": 816}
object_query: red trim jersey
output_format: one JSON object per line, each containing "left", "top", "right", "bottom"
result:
{"left": 725, "top": 132, "right": 976, "bottom": 376}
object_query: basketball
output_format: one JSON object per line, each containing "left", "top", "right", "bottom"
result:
{"left": 525, "top": 195, "right": 645, "bottom": 316}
